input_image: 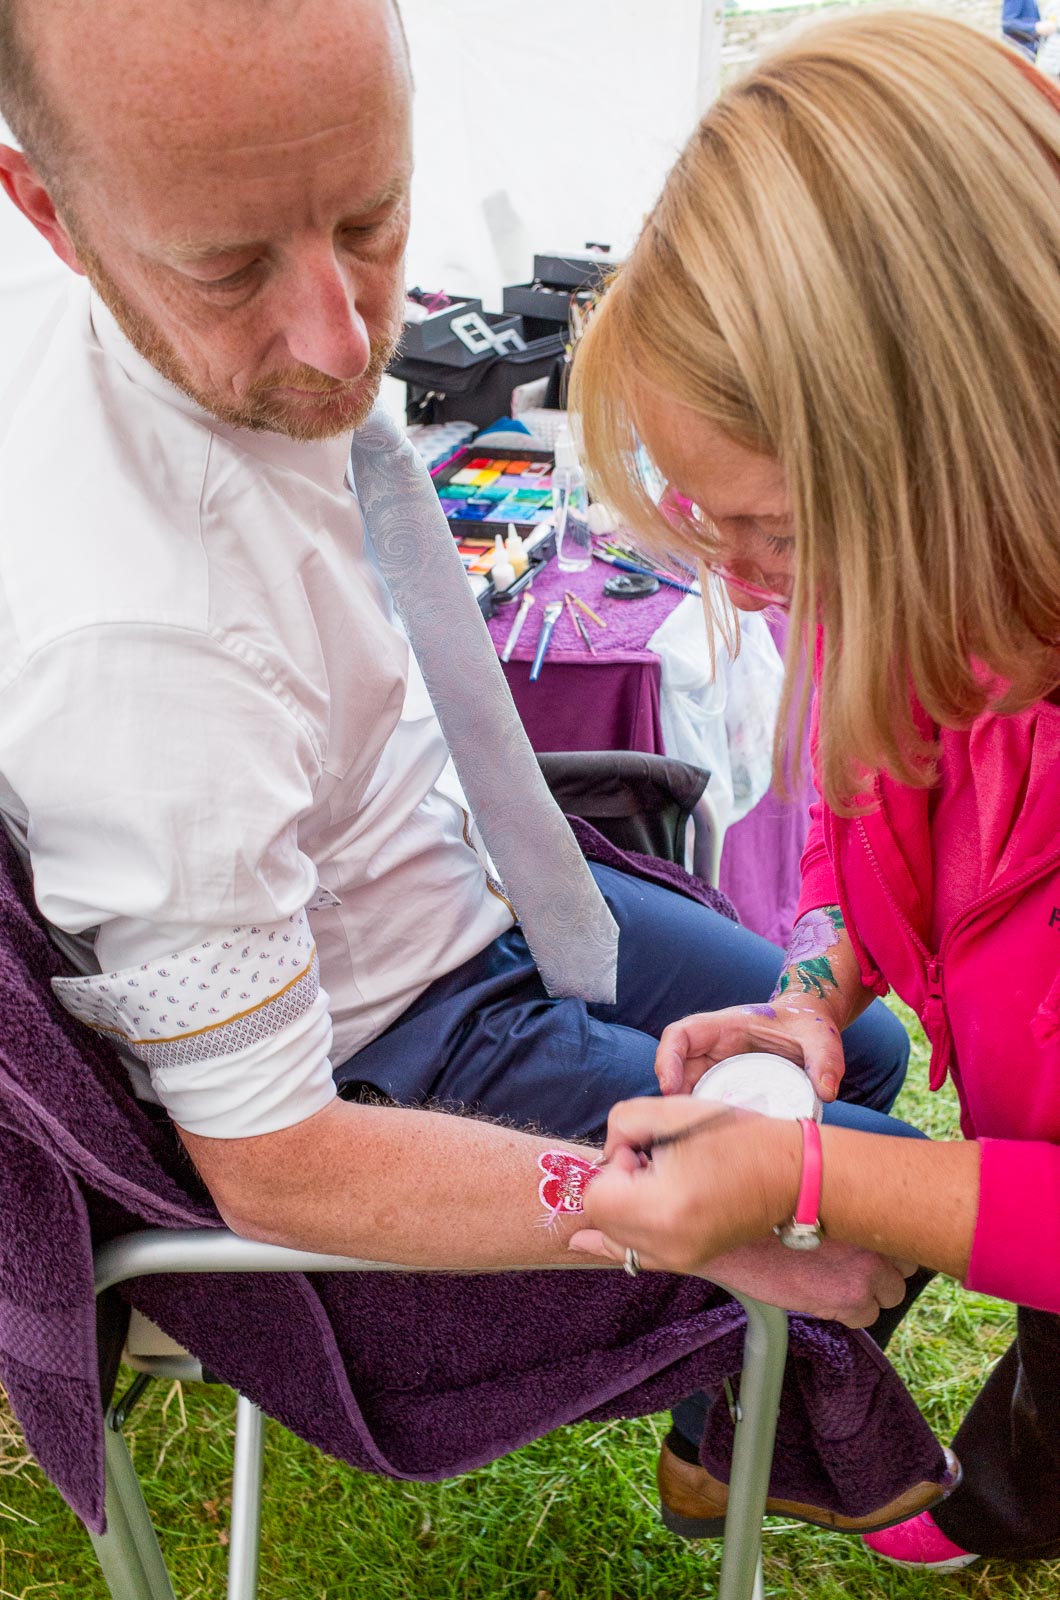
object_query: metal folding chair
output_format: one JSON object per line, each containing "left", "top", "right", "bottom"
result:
{"left": 89, "top": 1228, "right": 787, "bottom": 1600}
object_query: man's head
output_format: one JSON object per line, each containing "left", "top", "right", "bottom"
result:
{"left": 0, "top": 0, "right": 412, "bottom": 439}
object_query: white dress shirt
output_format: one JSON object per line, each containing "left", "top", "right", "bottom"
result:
{"left": 0, "top": 279, "right": 512, "bottom": 1136}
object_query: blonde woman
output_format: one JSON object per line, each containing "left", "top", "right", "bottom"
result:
{"left": 569, "top": 11, "right": 1060, "bottom": 1571}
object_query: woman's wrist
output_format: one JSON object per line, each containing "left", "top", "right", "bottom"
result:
{"left": 752, "top": 1115, "right": 805, "bottom": 1233}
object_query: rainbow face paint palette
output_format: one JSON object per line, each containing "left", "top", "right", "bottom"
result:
{"left": 432, "top": 445, "right": 557, "bottom": 536}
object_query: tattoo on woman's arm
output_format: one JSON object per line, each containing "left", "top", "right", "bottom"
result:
{"left": 772, "top": 905, "right": 845, "bottom": 1001}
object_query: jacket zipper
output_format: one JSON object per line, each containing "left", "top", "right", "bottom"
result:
{"left": 825, "top": 808, "right": 886, "bottom": 996}
{"left": 856, "top": 819, "right": 1060, "bottom": 1090}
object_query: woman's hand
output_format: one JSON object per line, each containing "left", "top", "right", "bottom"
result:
{"left": 572, "top": 1096, "right": 800, "bottom": 1274}
{"left": 571, "top": 1097, "right": 981, "bottom": 1291}
{"left": 655, "top": 904, "right": 880, "bottom": 1104}
{"left": 569, "top": 1096, "right": 914, "bottom": 1327}
{"left": 655, "top": 997, "right": 846, "bottom": 1103}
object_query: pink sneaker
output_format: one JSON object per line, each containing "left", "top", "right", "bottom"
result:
{"left": 864, "top": 1511, "right": 979, "bottom": 1570}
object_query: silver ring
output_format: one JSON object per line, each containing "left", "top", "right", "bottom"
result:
{"left": 623, "top": 1246, "right": 641, "bottom": 1278}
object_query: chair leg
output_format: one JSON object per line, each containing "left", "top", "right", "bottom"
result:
{"left": 227, "top": 1395, "right": 265, "bottom": 1600}
{"left": 717, "top": 1298, "right": 789, "bottom": 1600}
{"left": 88, "top": 1412, "right": 177, "bottom": 1600}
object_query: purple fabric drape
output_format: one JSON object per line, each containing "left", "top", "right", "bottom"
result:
{"left": 719, "top": 612, "right": 816, "bottom": 947}
{"left": 501, "top": 654, "right": 664, "bottom": 755}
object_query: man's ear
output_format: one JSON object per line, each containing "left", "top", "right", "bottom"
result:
{"left": 0, "top": 145, "right": 84, "bottom": 275}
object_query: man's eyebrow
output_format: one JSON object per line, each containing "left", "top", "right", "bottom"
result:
{"left": 165, "top": 238, "right": 267, "bottom": 264}
{"left": 163, "top": 181, "right": 411, "bottom": 264}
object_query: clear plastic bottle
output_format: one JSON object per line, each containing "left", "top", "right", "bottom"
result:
{"left": 552, "top": 426, "right": 592, "bottom": 573}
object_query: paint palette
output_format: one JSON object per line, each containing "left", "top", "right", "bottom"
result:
{"left": 431, "top": 443, "right": 558, "bottom": 620}
{"left": 431, "top": 445, "right": 557, "bottom": 535}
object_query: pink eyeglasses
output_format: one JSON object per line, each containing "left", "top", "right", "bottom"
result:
{"left": 708, "top": 565, "right": 792, "bottom": 611}
{"left": 664, "top": 491, "right": 792, "bottom": 611}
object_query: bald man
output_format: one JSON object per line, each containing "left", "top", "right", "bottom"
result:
{"left": 0, "top": 0, "right": 920, "bottom": 1533}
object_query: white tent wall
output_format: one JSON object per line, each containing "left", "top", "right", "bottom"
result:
{"left": 0, "top": 2, "right": 723, "bottom": 386}
{"left": 400, "top": 0, "right": 722, "bottom": 309}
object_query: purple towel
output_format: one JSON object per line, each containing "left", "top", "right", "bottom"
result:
{"left": 0, "top": 838, "right": 948, "bottom": 1535}
{"left": 568, "top": 816, "right": 740, "bottom": 923}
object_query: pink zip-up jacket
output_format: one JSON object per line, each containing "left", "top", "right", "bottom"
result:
{"left": 798, "top": 697, "right": 1060, "bottom": 1314}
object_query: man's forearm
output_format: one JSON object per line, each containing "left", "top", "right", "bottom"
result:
{"left": 180, "top": 1098, "right": 607, "bottom": 1270}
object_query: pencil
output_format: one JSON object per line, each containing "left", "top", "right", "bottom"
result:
{"left": 565, "top": 590, "right": 606, "bottom": 629}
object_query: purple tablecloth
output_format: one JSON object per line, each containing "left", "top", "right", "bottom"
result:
{"left": 486, "top": 557, "right": 684, "bottom": 754}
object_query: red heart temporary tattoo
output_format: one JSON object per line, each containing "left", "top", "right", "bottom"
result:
{"left": 537, "top": 1150, "right": 601, "bottom": 1227}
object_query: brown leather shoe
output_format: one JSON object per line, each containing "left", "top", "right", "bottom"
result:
{"left": 657, "top": 1440, "right": 961, "bottom": 1539}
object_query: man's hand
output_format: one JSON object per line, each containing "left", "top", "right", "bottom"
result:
{"left": 572, "top": 1225, "right": 912, "bottom": 1328}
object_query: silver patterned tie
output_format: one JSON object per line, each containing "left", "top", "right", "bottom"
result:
{"left": 346, "top": 409, "right": 619, "bottom": 1003}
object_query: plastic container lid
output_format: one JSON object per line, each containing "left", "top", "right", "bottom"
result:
{"left": 691, "top": 1052, "right": 822, "bottom": 1122}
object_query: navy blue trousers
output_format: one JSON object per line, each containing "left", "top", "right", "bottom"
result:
{"left": 337, "top": 863, "right": 911, "bottom": 1131}
{"left": 336, "top": 862, "right": 920, "bottom": 1451}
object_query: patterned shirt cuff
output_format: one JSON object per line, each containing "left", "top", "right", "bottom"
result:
{"left": 53, "top": 910, "right": 337, "bottom": 1136}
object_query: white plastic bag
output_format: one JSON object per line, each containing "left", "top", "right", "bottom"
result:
{"left": 647, "top": 577, "right": 784, "bottom": 838}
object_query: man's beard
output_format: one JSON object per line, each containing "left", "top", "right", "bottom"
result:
{"left": 77, "top": 241, "right": 399, "bottom": 441}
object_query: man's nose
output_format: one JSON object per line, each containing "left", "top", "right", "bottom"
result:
{"left": 278, "top": 250, "right": 372, "bottom": 380}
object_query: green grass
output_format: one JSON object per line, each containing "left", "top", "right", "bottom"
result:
{"left": 1, "top": 1002, "right": 1056, "bottom": 1598}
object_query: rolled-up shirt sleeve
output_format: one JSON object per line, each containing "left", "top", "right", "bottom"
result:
{"left": 52, "top": 910, "right": 336, "bottom": 1137}
{"left": 0, "top": 622, "right": 337, "bottom": 1137}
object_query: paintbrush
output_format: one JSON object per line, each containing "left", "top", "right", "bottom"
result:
{"left": 595, "top": 1106, "right": 746, "bottom": 1167}
{"left": 563, "top": 591, "right": 596, "bottom": 653}
{"left": 592, "top": 548, "right": 701, "bottom": 597}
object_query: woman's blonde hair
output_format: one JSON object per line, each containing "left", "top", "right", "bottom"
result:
{"left": 572, "top": 10, "right": 1060, "bottom": 811}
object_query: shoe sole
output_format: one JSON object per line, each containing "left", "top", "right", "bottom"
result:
{"left": 870, "top": 1550, "right": 980, "bottom": 1571}
{"left": 661, "top": 1484, "right": 955, "bottom": 1542}
{"left": 660, "top": 1507, "right": 728, "bottom": 1539}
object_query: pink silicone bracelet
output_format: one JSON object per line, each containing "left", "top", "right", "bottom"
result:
{"left": 792, "top": 1116, "right": 824, "bottom": 1226}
